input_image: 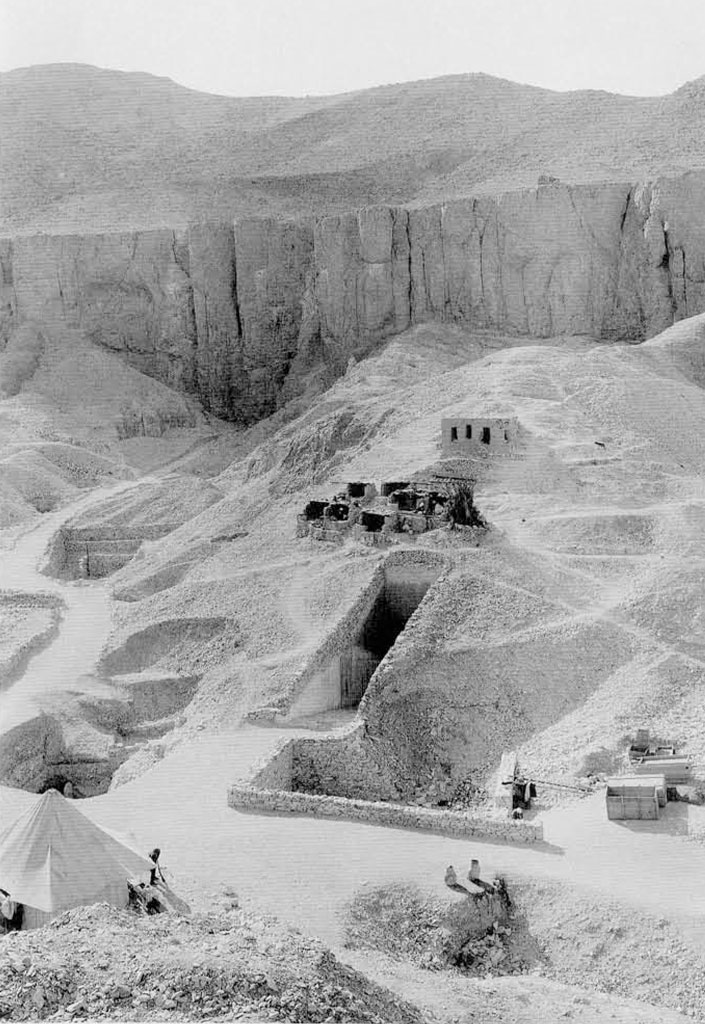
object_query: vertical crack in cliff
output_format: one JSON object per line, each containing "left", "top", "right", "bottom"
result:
{"left": 229, "top": 239, "right": 243, "bottom": 340}
{"left": 612, "top": 186, "right": 640, "bottom": 339}
{"left": 661, "top": 223, "right": 677, "bottom": 318}
{"left": 566, "top": 187, "right": 609, "bottom": 256}
{"left": 173, "top": 229, "right": 199, "bottom": 393}
{"left": 185, "top": 287, "right": 199, "bottom": 394}
{"left": 439, "top": 204, "right": 451, "bottom": 319}
{"left": 473, "top": 199, "right": 487, "bottom": 319}
{"left": 404, "top": 212, "right": 413, "bottom": 323}
{"left": 492, "top": 206, "right": 505, "bottom": 328}
{"left": 619, "top": 188, "right": 632, "bottom": 235}
{"left": 228, "top": 229, "right": 244, "bottom": 421}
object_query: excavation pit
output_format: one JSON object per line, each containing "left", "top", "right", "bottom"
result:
{"left": 287, "top": 553, "right": 445, "bottom": 719}
{"left": 339, "top": 573, "right": 434, "bottom": 707}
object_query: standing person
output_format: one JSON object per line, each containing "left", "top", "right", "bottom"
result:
{"left": 0, "top": 891, "right": 23, "bottom": 932}
{"left": 148, "top": 848, "right": 165, "bottom": 886}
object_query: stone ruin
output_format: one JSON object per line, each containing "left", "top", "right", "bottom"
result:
{"left": 441, "top": 416, "right": 519, "bottom": 458}
{"left": 296, "top": 480, "right": 452, "bottom": 545}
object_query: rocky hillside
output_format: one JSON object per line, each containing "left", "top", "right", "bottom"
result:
{"left": 63, "top": 312, "right": 705, "bottom": 797}
{"left": 4, "top": 171, "right": 705, "bottom": 423}
{"left": 4, "top": 64, "right": 705, "bottom": 232}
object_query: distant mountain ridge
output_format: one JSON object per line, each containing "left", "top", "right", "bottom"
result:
{"left": 2, "top": 63, "right": 705, "bottom": 233}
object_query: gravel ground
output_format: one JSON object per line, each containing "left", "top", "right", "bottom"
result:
{"left": 0, "top": 902, "right": 424, "bottom": 1023}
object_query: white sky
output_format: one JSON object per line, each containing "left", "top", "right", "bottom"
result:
{"left": 1, "top": 0, "right": 704, "bottom": 98}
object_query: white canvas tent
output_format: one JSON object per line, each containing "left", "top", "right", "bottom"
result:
{"left": 0, "top": 788, "right": 152, "bottom": 929}
{"left": 0, "top": 785, "right": 39, "bottom": 830}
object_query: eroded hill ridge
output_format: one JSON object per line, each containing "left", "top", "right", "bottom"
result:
{"left": 3, "top": 172, "right": 705, "bottom": 423}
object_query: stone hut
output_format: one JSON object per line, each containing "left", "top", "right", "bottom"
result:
{"left": 441, "top": 417, "right": 518, "bottom": 457}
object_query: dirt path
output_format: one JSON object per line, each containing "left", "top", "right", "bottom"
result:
{"left": 0, "top": 477, "right": 151, "bottom": 733}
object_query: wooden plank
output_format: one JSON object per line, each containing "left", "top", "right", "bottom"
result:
{"left": 633, "top": 758, "right": 691, "bottom": 784}
{"left": 494, "top": 751, "right": 518, "bottom": 809}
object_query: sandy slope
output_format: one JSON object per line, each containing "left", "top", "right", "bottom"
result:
{"left": 5, "top": 64, "right": 705, "bottom": 232}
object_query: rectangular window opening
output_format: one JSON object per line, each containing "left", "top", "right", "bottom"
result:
{"left": 450, "top": 426, "right": 458, "bottom": 441}
{"left": 465, "top": 425, "right": 472, "bottom": 439}
{"left": 481, "top": 427, "right": 491, "bottom": 445}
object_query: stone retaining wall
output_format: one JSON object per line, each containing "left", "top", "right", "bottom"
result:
{"left": 228, "top": 779, "right": 543, "bottom": 844}
{"left": 238, "top": 728, "right": 542, "bottom": 843}
{"left": 44, "top": 525, "right": 174, "bottom": 579}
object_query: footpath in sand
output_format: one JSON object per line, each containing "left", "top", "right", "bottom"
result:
{"left": 0, "top": 479, "right": 149, "bottom": 734}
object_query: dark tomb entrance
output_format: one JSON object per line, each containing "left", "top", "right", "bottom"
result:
{"left": 338, "top": 571, "right": 432, "bottom": 708}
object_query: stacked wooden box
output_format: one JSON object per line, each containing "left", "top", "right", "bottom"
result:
{"left": 605, "top": 774, "right": 667, "bottom": 820}
{"left": 632, "top": 757, "right": 691, "bottom": 785}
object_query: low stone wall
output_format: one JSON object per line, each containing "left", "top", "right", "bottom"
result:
{"left": 308, "top": 522, "right": 349, "bottom": 544}
{"left": 228, "top": 780, "right": 543, "bottom": 844}
{"left": 44, "top": 525, "right": 175, "bottom": 579}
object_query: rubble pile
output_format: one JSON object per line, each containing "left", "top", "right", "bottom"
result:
{"left": 343, "top": 882, "right": 531, "bottom": 978}
{"left": 0, "top": 903, "right": 423, "bottom": 1023}
{"left": 406, "top": 770, "right": 489, "bottom": 811}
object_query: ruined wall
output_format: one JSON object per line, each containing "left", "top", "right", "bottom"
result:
{"left": 5, "top": 172, "right": 705, "bottom": 422}
{"left": 230, "top": 730, "right": 543, "bottom": 843}
{"left": 44, "top": 525, "right": 174, "bottom": 580}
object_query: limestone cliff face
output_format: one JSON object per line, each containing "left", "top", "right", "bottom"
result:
{"left": 0, "top": 230, "right": 197, "bottom": 391}
{"left": 313, "top": 175, "right": 705, "bottom": 343}
{"left": 4, "top": 172, "right": 705, "bottom": 423}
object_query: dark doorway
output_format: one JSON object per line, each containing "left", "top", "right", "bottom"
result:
{"left": 381, "top": 481, "right": 409, "bottom": 497}
{"left": 481, "top": 427, "right": 491, "bottom": 445}
{"left": 465, "top": 424, "right": 472, "bottom": 439}
{"left": 360, "top": 510, "right": 385, "bottom": 532}
{"left": 304, "top": 500, "right": 328, "bottom": 521}
{"left": 338, "top": 575, "right": 431, "bottom": 708}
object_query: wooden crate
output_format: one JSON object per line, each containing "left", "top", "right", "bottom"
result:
{"left": 633, "top": 757, "right": 691, "bottom": 785}
{"left": 605, "top": 776, "right": 663, "bottom": 820}
{"left": 606, "top": 774, "right": 666, "bottom": 807}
